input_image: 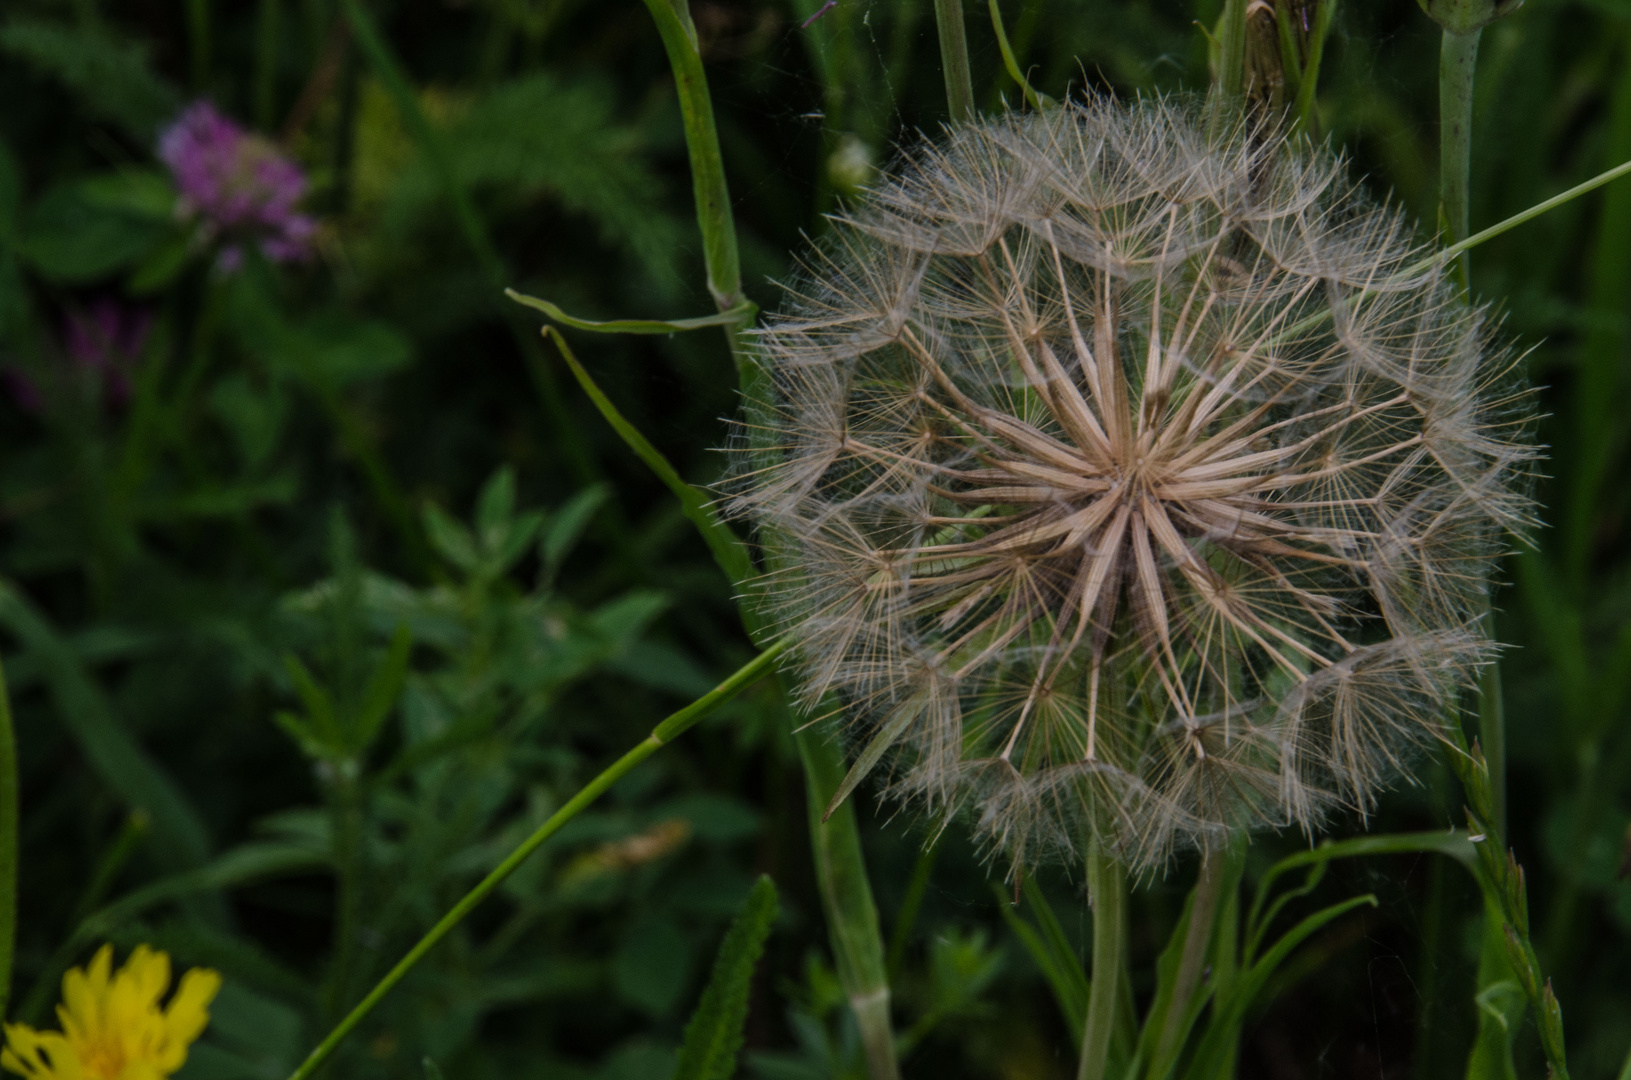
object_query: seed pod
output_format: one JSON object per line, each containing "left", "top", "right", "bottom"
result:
{"left": 729, "top": 97, "right": 1536, "bottom": 871}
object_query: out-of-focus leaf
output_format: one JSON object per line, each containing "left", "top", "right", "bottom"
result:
{"left": 0, "top": 19, "right": 180, "bottom": 140}
{"left": 0, "top": 583, "right": 211, "bottom": 872}
{"left": 354, "top": 623, "right": 412, "bottom": 751}
{"left": 614, "top": 914, "right": 693, "bottom": 1017}
{"left": 207, "top": 981, "right": 305, "bottom": 1078}
{"left": 674, "top": 875, "right": 778, "bottom": 1080}
{"left": 544, "top": 485, "right": 611, "bottom": 573}
{"left": 386, "top": 72, "right": 682, "bottom": 280}
{"left": 423, "top": 503, "right": 483, "bottom": 574}
{"left": 0, "top": 139, "right": 21, "bottom": 242}
{"left": 658, "top": 793, "right": 763, "bottom": 844}
{"left": 18, "top": 177, "right": 170, "bottom": 282}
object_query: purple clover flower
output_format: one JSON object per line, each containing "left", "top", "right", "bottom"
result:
{"left": 158, "top": 101, "right": 317, "bottom": 268}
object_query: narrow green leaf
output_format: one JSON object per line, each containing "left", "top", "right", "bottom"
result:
{"left": 823, "top": 695, "right": 920, "bottom": 821}
{"left": 422, "top": 502, "right": 484, "bottom": 574}
{"left": 987, "top": 0, "right": 1050, "bottom": 111}
{"left": 506, "top": 289, "right": 753, "bottom": 335}
{"left": 674, "top": 875, "right": 779, "bottom": 1080}
{"left": 996, "top": 883, "right": 1086, "bottom": 1045}
{"left": 543, "top": 485, "right": 611, "bottom": 573}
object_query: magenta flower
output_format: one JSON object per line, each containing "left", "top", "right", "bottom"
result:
{"left": 158, "top": 101, "right": 317, "bottom": 268}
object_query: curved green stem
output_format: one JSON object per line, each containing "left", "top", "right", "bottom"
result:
{"left": 1077, "top": 842, "right": 1126, "bottom": 1080}
{"left": 283, "top": 640, "right": 789, "bottom": 1080}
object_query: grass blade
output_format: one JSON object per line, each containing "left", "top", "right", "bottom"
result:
{"left": 0, "top": 582, "right": 212, "bottom": 873}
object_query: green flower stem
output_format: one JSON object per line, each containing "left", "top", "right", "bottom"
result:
{"left": 0, "top": 654, "right": 17, "bottom": 1021}
{"left": 1152, "top": 848, "right": 1224, "bottom": 1073}
{"left": 1216, "top": 0, "right": 1249, "bottom": 100}
{"left": 1078, "top": 841, "right": 1126, "bottom": 1080}
{"left": 934, "top": 0, "right": 975, "bottom": 122}
{"left": 637, "top": 0, "right": 745, "bottom": 315}
{"left": 1439, "top": 27, "right": 1481, "bottom": 290}
{"left": 629, "top": 9, "right": 901, "bottom": 1080}
{"left": 798, "top": 730, "right": 901, "bottom": 1080}
{"left": 283, "top": 641, "right": 789, "bottom": 1080}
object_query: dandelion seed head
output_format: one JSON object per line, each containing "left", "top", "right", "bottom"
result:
{"left": 729, "top": 96, "right": 1537, "bottom": 872}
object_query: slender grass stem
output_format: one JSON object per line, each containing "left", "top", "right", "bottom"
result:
{"left": 1153, "top": 848, "right": 1223, "bottom": 1072}
{"left": 1077, "top": 841, "right": 1126, "bottom": 1080}
{"left": 0, "top": 655, "right": 17, "bottom": 1021}
{"left": 283, "top": 641, "right": 789, "bottom": 1080}
{"left": 933, "top": 0, "right": 975, "bottom": 122}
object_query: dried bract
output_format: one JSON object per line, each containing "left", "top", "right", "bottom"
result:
{"left": 729, "top": 97, "right": 1535, "bottom": 871}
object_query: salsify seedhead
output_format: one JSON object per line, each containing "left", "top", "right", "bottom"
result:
{"left": 729, "top": 96, "right": 1536, "bottom": 871}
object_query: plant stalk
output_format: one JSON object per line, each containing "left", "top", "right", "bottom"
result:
{"left": 1078, "top": 841, "right": 1126, "bottom": 1080}
{"left": 1153, "top": 847, "right": 1224, "bottom": 1072}
{"left": 1439, "top": 27, "right": 1481, "bottom": 291}
{"left": 637, "top": 0, "right": 745, "bottom": 314}
{"left": 933, "top": 0, "right": 975, "bottom": 121}
{"left": 798, "top": 729, "right": 901, "bottom": 1080}
{"left": 284, "top": 641, "right": 788, "bottom": 1080}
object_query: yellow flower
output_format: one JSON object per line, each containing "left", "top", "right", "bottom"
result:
{"left": 2, "top": 945, "right": 221, "bottom": 1080}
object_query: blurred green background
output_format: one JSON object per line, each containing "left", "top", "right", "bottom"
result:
{"left": 0, "top": 0, "right": 1628, "bottom": 1077}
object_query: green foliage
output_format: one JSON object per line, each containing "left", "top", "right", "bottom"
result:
{"left": 0, "top": 18, "right": 180, "bottom": 140}
{"left": 674, "top": 874, "right": 778, "bottom": 1080}
{"left": 1, "top": 0, "right": 1629, "bottom": 1078}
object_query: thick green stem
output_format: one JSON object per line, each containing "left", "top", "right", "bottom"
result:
{"left": 0, "top": 655, "right": 16, "bottom": 1021}
{"left": 798, "top": 731, "right": 901, "bottom": 1080}
{"left": 637, "top": 0, "right": 745, "bottom": 314}
{"left": 1078, "top": 843, "right": 1126, "bottom": 1080}
{"left": 283, "top": 641, "right": 788, "bottom": 1080}
{"left": 1439, "top": 28, "right": 1481, "bottom": 290}
{"left": 933, "top": 0, "right": 975, "bottom": 122}
{"left": 1216, "top": 0, "right": 1249, "bottom": 101}
{"left": 1153, "top": 848, "right": 1224, "bottom": 1072}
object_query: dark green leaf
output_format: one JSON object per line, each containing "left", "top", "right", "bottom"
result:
{"left": 674, "top": 875, "right": 779, "bottom": 1080}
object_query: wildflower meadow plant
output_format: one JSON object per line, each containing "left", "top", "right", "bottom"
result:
{"left": 731, "top": 97, "right": 1536, "bottom": 873}
{"left": 157, "top": 102, "right": 317, "bottom": 270}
